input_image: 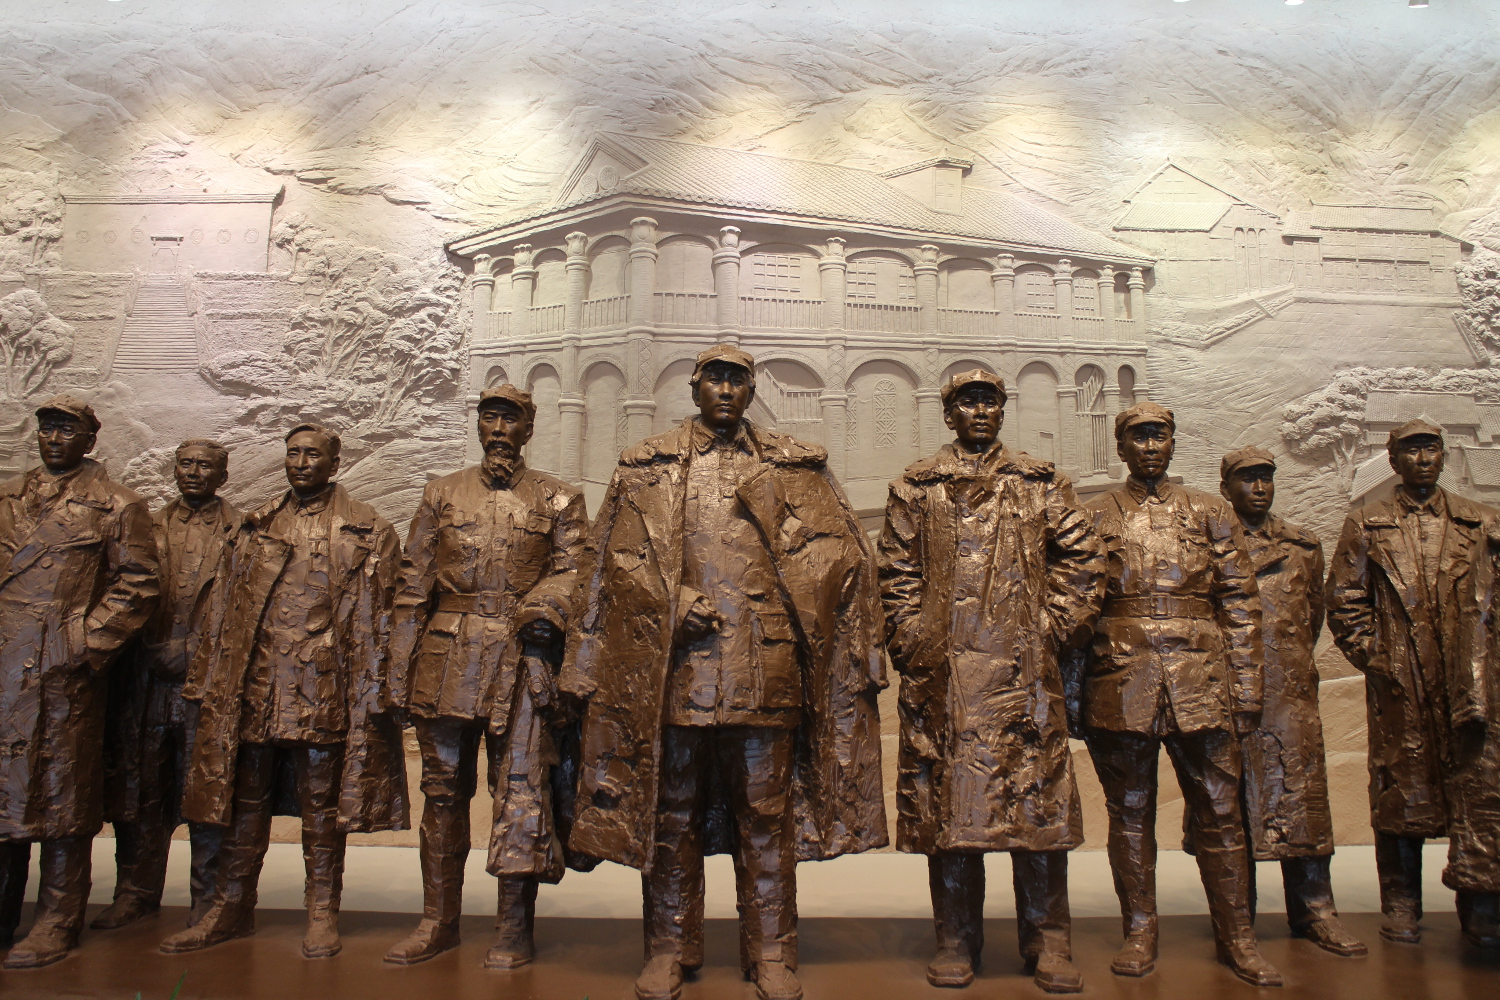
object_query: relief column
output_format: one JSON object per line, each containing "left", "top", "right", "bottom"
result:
{"left": 1129, "top": 267, "right": 1148, "bottom": 338}
{"left": 471, "top": 254, "right": 494, "bottom": 342}
{"left": 819, "top": 237, "right": 849, "bottom": 477}
{"left": 713, "top": 226, "right": 742, "bottom": 345}
{"left": 992, "top": 254, "right": 1015, "bottom": 342}
{"left": 624, "top": 217, "right": 659, "bottom": 441}
{"left": 915, "top": 244, "right": 940, "bottom": 338}
{"left": 510, "top": 244, "right": 535, "bottom": 339}
{"left": 1100, "top": 264, "right": 1118, "bottom": 342}
{"left": 1054, "top": 258, "right": 1074, "bottom": 343}
{"left": 558, "top": 231, "right": 589, "bottom": 484}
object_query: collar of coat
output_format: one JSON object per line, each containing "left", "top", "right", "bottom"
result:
{"left": 243, "top": 482, "right": 380, "bottom": 537}
{"left": 619, "top": 417, "right": 827, "bottom": 469}
{"left": 901, "top": 441, "right": 1056, "bottom": 484}
{"left": 163, "top": 495, "right": 227, "bottom": 525}
{"left": 1125, "top": 474, "right": 1179, "bottom": 505}
{"left": 1242, "top": 513, "right": 1320, "bottom": 550}
{"left": 1361, "top": 486, "right": 1487, "bottom": 530}
{"left": 2, "top": 457, "right": 118, "bottom": 508}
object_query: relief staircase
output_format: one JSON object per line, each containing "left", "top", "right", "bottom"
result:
{"left": 111, "top": 275, "right": 199, "bottom": 374}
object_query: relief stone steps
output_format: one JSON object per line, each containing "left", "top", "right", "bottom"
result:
{"left": 111, "top": 277, "right": 201, "bottom": 373}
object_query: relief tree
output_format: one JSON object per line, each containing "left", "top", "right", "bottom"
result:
{"left": 0, "top": 289, "right": 74, "bottom": 399}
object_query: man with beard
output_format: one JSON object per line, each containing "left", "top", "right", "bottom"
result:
{"left": 383, "top": 385, "right": 588, "bottom": 969}
{"left": 161, "top": 422, "right": 406, "bottom": 959}
{"left": 1326, "top": 420, "right": 1500, "bottom": 949}
{"left": 879, "top": 370, "right": 1106, "bottom": 992}
{"left": 0, "top": 395, "right": 160, "bottom": 968}
{"left": 1078, "top": 402, "right": 1280, "bottom": 987}
{"left": 1218, "top": 446, "right": 1365, "bottom": 957}
{"left": 562, "top": 345, "right": 886, "bottom": 1000}
{"left": 95, "top": 440, "right": 241, "bottom": 932}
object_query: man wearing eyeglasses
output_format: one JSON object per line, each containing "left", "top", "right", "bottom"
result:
{"left": 0, "top": 395, "right": 161, "bottom": 968}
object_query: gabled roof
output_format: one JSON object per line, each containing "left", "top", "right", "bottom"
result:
{"left": 1479, "top": 404, "right": 1500, "bottom": 442}
{"left": 1310, "top": 204, "right": 1439, "bottom": 233}
{"left": 1115, "top": 202, "right": 1232, "bottom": 232}
{"left": 1464, "top": 448, "right": 1500, "bottom": 488}
{"left": 450, "top": 133, "right": 1153, "bottom": 264}
{"left": 1119, "top": 162, "right": 1281, "bottom": 219}
{"left": 1364, "top": 389, "right": 1483, "bottom": 427}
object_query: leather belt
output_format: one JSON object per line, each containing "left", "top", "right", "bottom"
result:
{"left": 1103, "top": 595, "right": 1215, "bottom": 620}
{"left": 435, "top": 593, "right": 504, "bottom": 617}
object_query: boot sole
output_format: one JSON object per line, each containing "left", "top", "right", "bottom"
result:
{"left": 926, "top": 971, "right": 974, "bottom": 988}
{"left": 383, "top": 941, "right": 461, "bottom": 965}
{"left": 2, "top": 948, "right": 73, "bottom": 970}
{"left": 483, "top": 952, "right": 535, "bottom": 970}
{"left": 1379, "top": 928, "right": 1421, "bottom": 945}
{"left": 1110, "top": 960, "right": 1155, "bottom": 977}
{"left": 160, "top": 925, "right": 254, "bottom": 955}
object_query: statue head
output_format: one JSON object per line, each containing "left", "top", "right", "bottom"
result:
{"left": 34, "top": 394, "right": 99, "bottom": 475}
{"left": 1115, "top": 401, "right": 1175, "bottom": 481}
{"left": 175, "top": 438, "right": 229, "bottom": 506}
{"left": 940, "top": 369, "right": 1007, "bottom": 453}
{"left": 1220, "top": 445, "right": 1276, "bottom": 528}
{"left": 1387, "top": 419, "right": 1445, "bottom": 492}
{"left": 284, "top": 422, "right": 341, "bottom": 498}
{"left": 689, "top": 344, "right": 756, "bottom": 436}
{"left": 477, "top": 384, "right": 535, "bottom": 479}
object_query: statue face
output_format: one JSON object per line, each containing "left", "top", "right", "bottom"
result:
{"left": 943, "top": 384, "right": 1004, "bottom": 453}
{"left": 1221, "top": 465, "right": 1275, "bottom": 522}
{"left": 35, "top": 412, "right": 94, "bottom": 474}
{"left": 1389, "top": 433, "right": 1444, "bottom": 489}
{"left": 1118, "top": 421, "right": 1174, "bottom": 480}
{"left": 692, "top": 361, "right": 753, "bottom": 434}
{"left": 284, "top": 430, "right": 340, "bottom": 497}
{"left": 175, "top": 445, "right": 228, "bottom": 503}
{"left": 477, "top": 400, "right": 533, "bottom": 460}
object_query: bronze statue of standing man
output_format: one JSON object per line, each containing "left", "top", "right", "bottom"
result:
{"left": 1326, "top": 419, "right": 1500, "bottom": 949}
{"left": 384, "top": 385, "right": 589, "bottom": 969}
{"left": 1218, "top": 446, "right": 1365, "bottom": 957}
{"left": 879, "top": 370, "right": 1106, "bottom": 993}
{"left": 1078, "top": 402, "right": 1281, "bottom": 987}
{"left": 96, "top": 440, "right": 240, "bottom": 933}
{"left": 0, "top": 395, "right": 160, "bottom": 968}
{"left": 162, "top": 422, "right": 407, "bottom": 959}
{"left": 562, "top": 345, "right": 886, "bottom": 1000}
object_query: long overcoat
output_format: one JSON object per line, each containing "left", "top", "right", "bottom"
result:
{"left": 878, "top": 443, "right": 1105, "bottom": 854}
{"left": 559, "top": 418, "right": 887, "bottom": 872}
{"left": 0, "top": 459, "right": 160, "bottom": 840}
{"left": 181, "top": 484, "right": 407, "bottom": 832}
{"left": 389, "top": 462, "right": 588, "bottom": 879}
{"left": 1325, "top": 487, "right": 1498, "bottom": 890}
{"left": 107, "top": 496, "right": 241, "bottom": 825}
{"left": 1238, "top": 515, "right": 1334, "bottom": 860}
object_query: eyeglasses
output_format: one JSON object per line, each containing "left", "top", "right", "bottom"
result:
{"left": 38, "top": 424, "right": 84, "bottom": 440}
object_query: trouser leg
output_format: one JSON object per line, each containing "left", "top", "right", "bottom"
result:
{"left": 415, "top": 716, "right": 479, "bottom": 927}
{"left": 929, "top": 852, "right": 984, "bottom": 965}
{"left": 1374, "top": 832, "right": 1424, "bottom": 920}
{"left": 1165, "top": 729, "right": 1256, "bottom": 949}
{"left": 726, "top": 727, "right": 797, "bottom": 974}
{"left": 1013, "top": 851, "right": 1070, "bottom": 965}
{"left": 215, "top": 743, "right": 277, "bottom": 914}
{"left": 31, "top": 837, "right": 92, "bottom": 934}
{"left": 1084, "top": 729, "right": 1161, "bottom": 943}
{"left": 1282, "top": 856, "right": 1336, "bottom": 932}
{"left": 295, "top": 743, "right": 347, "bottom": 918}
{"left": 0, "top": 840, "right": 31, "bottom": 942}
{"left": 186, "top": 822, "right": 224, "bottom": 921}
{"left": 643, "top": 725, "right": 707, "bottom": 970}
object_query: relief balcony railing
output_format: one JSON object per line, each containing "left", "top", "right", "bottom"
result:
{"left": 1014, "top": 310, "right": 1062, "bottom": 340}
{"left": 479, "top": 310, "right": 512, "bottom": 340}
{"left": 1113, "top": 318, "right": 1139, "bottom": 340}
{"left": 937, "top": 307, "right": 1001, "bottom": 338}
{"left": 582, "top": 295, "right": 628, "bottom": 330}
{"left": 529, "top": 303, "right": 566, "bottom": 334}
{"left": 845, "top": 300, "right": 921, "bottom": 334}
{"left": 655, "top": 291, "right": 718, "bottom": 327}
{"left": 1073, "top": 315, "right": 1107, "bottom": 342}
{"left": 740, "top": 295, "right": 824, "bottom": 331}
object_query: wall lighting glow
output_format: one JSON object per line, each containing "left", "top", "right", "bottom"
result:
{"left": 1409, "top": 0, "right": 1430, "bottom": 7}
{"left": 1285, "top": 0, "right": 1304, "bottom": 6}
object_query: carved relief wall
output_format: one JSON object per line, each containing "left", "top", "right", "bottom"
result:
{"left": 3, "top": 0, "right": 1500, "bottom": 846}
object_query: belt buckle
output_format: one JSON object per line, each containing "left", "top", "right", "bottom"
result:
{"left": 1150, "top": 597, "right": 1170, "bottom": 619}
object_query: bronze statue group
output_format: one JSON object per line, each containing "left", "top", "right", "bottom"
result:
{"left": 0, "top": 344, "right": 1496, "bottom": 1000}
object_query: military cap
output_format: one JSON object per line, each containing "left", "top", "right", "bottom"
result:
{"left": 1220, "top": 445, "right": 1276, "bottom": 480}
{"left": 1387, "top": 418, "right": 1445, "bottom": 451}
{"left": 478, "top": 383, "right": 537, "bottom": 421}
{"left": 35, "top": 393, "right": 100, "bottom": 433}
{"left": 689, "top": 344, "right": 756, "bottom": 386}
{"left": 1114, "top": 400, "right": 1175, "bottom": 441}
{"left": 940, "top": 368, "right": 1008, "bottom": 409}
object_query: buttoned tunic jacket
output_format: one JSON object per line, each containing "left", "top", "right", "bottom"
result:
{"left": 181, "top": 484, "right": 407, "bottom": 832}
{"left": 878, "top": 442, "right": 1106, "bottom": 854}
{"left": 1081, "top": 477, "right": 1263, "bottom": 735}
{"left": 560, "top": 418, "right": 887, "bottom": 872}
{"left": 388, "top": 461, "right": 586, "bottom": 878}
{"left": 1238, "top": 515, "right": 1334, "bottom": 860}
{"left": 1325, "top": 488, "right": 1497, "bottom": 882}
{"left": 0, "top": 459, "right": 160, "bottom": 840}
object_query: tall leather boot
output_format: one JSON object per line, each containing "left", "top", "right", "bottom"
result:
{"left": 1374, "top": 833, "right": 1424, "bottom": 943}
{"left": 1015, "top": 851, "right": 1082, "bottom": 994}
{"left": 385, "top": 803, "right": 468, "bottom": 965}
{"left": 1282, "top": 856, "right": 1365, "bottom": 957}
{"left": 4, "top": 836, "right": 91, "bottom": 969}
{"left": 1197, "top": 846, "right": 1282, "bottom": 988}
{"left": 485, "top": 875, "right": 538, "bottom": 969}
{"left": 186, "top": 821, "right": 225, "bottom": 927}
{"left": 0, "top": 840, "right": 30, "bottom": 947}
{"left": 1457, "top": 891, "right": 1500, "bottom": 949}
{"left": 1105, "top": 817, "right": 1158, "bottom": 977}
{"left": 927, "top": 852, "right": 984, "bottom": 988}
{"left": 302, "top": 838, "right": 346, "bottom": 959}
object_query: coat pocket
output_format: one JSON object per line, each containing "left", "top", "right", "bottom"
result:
{"left": 755, "top": 610, "right": 802, "bottom": 708}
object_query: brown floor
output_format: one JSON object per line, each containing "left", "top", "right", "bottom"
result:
{"left": 0, "top": 908, "right": 1496, "bottom": 999}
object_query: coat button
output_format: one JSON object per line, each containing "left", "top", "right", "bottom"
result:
{"left": 39, "top": 556, "right": 54, "bottom": 569}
